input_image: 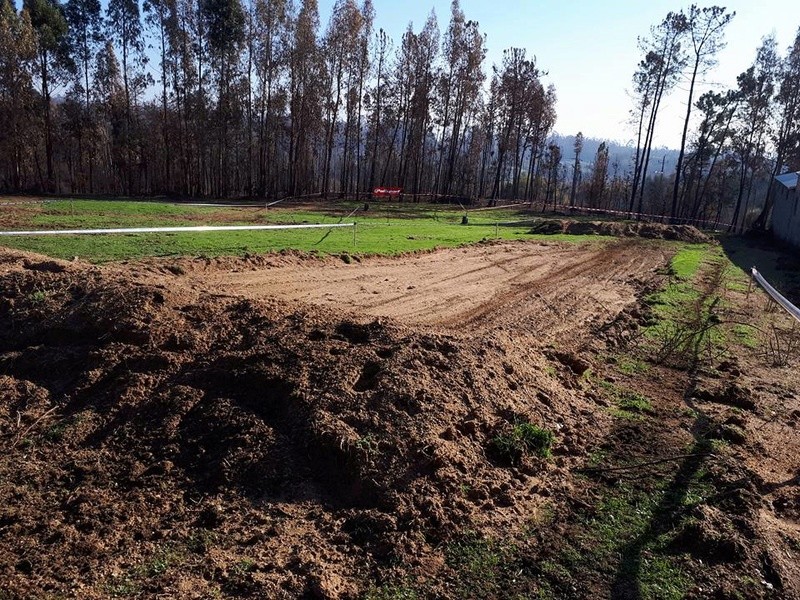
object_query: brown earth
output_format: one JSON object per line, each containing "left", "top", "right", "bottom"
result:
{"left": 529, "top": 219, "right": 712, "bottom": 244}
{"left": 1, "top": 238, "right": 798, "bottom": 599}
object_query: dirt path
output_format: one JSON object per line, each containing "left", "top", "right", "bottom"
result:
{"left": 137, "top": 239, "right": 670, "bottom": 344}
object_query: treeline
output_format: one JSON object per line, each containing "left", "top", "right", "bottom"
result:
{"left": 0, "top": 0, "right": 560, "bottom": 200}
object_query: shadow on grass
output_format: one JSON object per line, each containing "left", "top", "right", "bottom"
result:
{"left": 609, "top": 411, "right": 712, "bottom": 600}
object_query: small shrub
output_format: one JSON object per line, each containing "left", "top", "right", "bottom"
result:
{"left": 491, "top": 421, "right": 554, "bottom": 462}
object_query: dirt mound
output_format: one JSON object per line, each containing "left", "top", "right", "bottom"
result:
{"left": 0, "top": 250, "right": 603, "bottom": 598}
{"left": 1, "top": 245, "right": 797, "bottom": 599}
{"left": 529, "top": 219, "right": 711, "bottom": 243}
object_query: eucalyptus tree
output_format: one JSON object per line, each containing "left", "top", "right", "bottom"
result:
{"left": 753, "top": 27, "right": 800, "bottom": 230}
{"left": 729, "top": 37, "right": 777, "bottom": 232}
{"left": 142, "top": 0, "right": 176, "bottom": 189}
{"left": 671, "top": 4, "right": 734, "bottom": 221}
{"left": 367, "top": 26, "right": 390, "bottom": 193}
{"left": 0, "top": 0, "right": 37, "bottom": 190}
{"left": 252, "top": 0, "right": 289, "bottom": 196}
{"left": 107, "top": 0, "right": 149, "bottom": 192}
{"left": 24, "top": 0, "right": 72, "bottom": 190}
{"left": 569, "top": 131, "right": 583, "bottom": 207}
{"left": 288, "top": 0, "right": 323, "bottom": 196}
{"left": 629, "top": 11, "right": 686, "bottom": 216}
{"left": 434, "top": 0, "right": 486, "bottom": 197}
{"left": 588, "top": 141, "right": 609, "bottom": 208}
{"left": 65, "top": 0, "right": 104, "bottom": 190}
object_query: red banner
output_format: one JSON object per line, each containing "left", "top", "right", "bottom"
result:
{"left": 372, "top": 187, "right": 402, "bottom": 198}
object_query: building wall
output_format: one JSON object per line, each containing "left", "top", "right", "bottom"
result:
{"left": 772, "top": 186, "right": 800, "bottom": 247}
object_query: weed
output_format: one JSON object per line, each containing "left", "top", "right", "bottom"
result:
{"left": 106, "top": 577, "right": 139, "bottom": 597}
{"left": 616, "top": 355, "right": 650, "bottom": 375}
{"left": 27, "top": 290, "right": 48, "bottom": 304}
{"left": 445, "top": 533, "right": 521, "bottom": 597}
{"left": 596, "top": 379, "right": 653, "bottom": 419}
{"left": 491, "top": 421, "right": 554, "bottom": 462}
{"left": 364, "top": 583, "right": 419, "bottom": 600}
{"left": 760, "top": 321, "right": 799, "bottom": 367}
{"left": 42, "top": 411, "right": 88, "bottom": 443}
{"left": 355, "top": 433, "right": 380, "bottom": 456}
{"left": 731, "top": 324, "right": 758, "bottom": 348}
{"left": 234, "top": 558, "right": 256, "bottom": 574}
{"left": 186, "top": 529, "right": 218, "bottom": 553}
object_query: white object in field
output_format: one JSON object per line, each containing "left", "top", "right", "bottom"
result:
{"left": 0, "top": 223, "right": 356, "bottom": 236}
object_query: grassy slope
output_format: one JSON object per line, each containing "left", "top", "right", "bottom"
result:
{"left": 0, "top": 200, "right": 600, "bottom": 262}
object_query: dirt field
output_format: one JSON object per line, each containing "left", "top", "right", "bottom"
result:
{"left": 131, "top": 239, "right": 668, "bottom": 339}
{"left": 1, "top": 236, "right": 799, "bottom": 599}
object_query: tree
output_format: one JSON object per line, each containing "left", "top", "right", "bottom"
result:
{"left": 587, "top": 141, "right": 609, "bottom": 207}
{"left": 288, "top": 0, "right": 323, "bottom": 196}
{"left": 670, "top": 4, "right": 734, "bottom": 221}
{"left": 569, "top": 131, "right": 583, "bottom": 207}
{"left": 65, "top": 0, "right": 104, "bottom": 191}
{"left": 729, "top": 37, "right": 777, "bottom": 232}
{"left": 753, "top": 27, "right": 800, "bottom": 230}
{"left": 0, "top": 0, "right": 38, "bottom": 190}
{"left": 25, "top": 0, "right": 72, "bottom": 190}
{"left": 629, "top": 11, "right": 686, "bottom": 217}
{"left": 107, "top": 0, "right": 149, "bottom": 192}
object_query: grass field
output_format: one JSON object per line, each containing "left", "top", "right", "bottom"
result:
{"left": 0, "top": 199, "right": 603, "bottom": 262}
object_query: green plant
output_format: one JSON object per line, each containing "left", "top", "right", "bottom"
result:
{"left": 355, "top": 433, "right": 380, "bottom": 456}
{"left": 234, "top": 558, "right": 256, "bottom": 574}
{"left": 491, "top": 421, "right": 554, "bottom": 462}
{"left": 365, "top": 583, "right": 419, "bottom": 600}
{"left": 28, "top": 290, "right": 48, "bottom": 304}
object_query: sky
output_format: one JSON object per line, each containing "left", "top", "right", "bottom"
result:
{"left": 318, "top": 0, "right": 800, "bottom": 150}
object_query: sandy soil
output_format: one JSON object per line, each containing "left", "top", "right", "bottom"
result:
{"left": 133, "top": 239, "right": 668, "bottom": 343}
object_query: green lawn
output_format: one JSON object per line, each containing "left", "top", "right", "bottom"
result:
{"left": 0, "top": 199, "right": 599, "bottom": 262}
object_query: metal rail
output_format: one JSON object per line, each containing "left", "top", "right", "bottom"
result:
{"left": 752, "top": 267, "right": 800, "bottom": 323}
{"left": 0, "top": 222, "right": 356, "bottom": 237}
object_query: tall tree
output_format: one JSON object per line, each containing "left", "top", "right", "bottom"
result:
{"left": 0, "top": 0, "right": 38, "bottom": 190}
{"left": 753, "top": 27, "right": 800, "bottom": 230}
{"left": 729, "top": 37, "right": 777, "bottom": 232}
{"left": 569, "top": 131, "right": 583, "bottom": 207}
{"left": 587, "top": 142, "right": 609, "bottom": 207}
{"left": 288, "top": 0, "right": 323, "bottom": 196}
{"left": 670, "top": 4, "right": 733, "bottom": 221}
{"left": 629, "top": 11, "right": 686, "bottom": 216}
{"left": 25, "top": 0, "right": 72, "bottom": 190}
{"left": 65, "top": 0, "right": 104, "bottom": 191}
{"left": 107, "top": 0, "right": 148, "bottom": 192}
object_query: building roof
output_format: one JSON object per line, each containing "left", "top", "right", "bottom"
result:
{"left": 775, "top": 171, "right": 799, "bottom": 190}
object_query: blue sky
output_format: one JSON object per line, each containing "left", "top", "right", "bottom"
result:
{"left": 318, "top": 0, "right": 800, "bottom": 149}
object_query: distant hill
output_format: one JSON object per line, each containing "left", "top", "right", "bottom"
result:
{"left": 552, "top": 134, "right": 679, "bottom": 177}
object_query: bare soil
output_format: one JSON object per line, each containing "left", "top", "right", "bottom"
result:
{"left": 1, "top": 237, "right": 798, "bottom": 599}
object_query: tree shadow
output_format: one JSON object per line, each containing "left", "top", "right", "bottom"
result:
{"left": 609, "top": 396, "right": 714, "bottom": 600}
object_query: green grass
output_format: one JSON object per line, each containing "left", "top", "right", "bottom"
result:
{"left": 444, "top": 534, "right": 523, "bottom": 598}
{"left": 491, "top": 421, "right": 554, "bottom": 461}
{"left": 0, "top": 199, "right": 603, "bottom": 262}
{"left": 595, "top": 378, "right": 654, "bottom": 420}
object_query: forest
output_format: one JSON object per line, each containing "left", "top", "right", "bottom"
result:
{"left": 0, "top": 0, "right": 799, "bottom": 231}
